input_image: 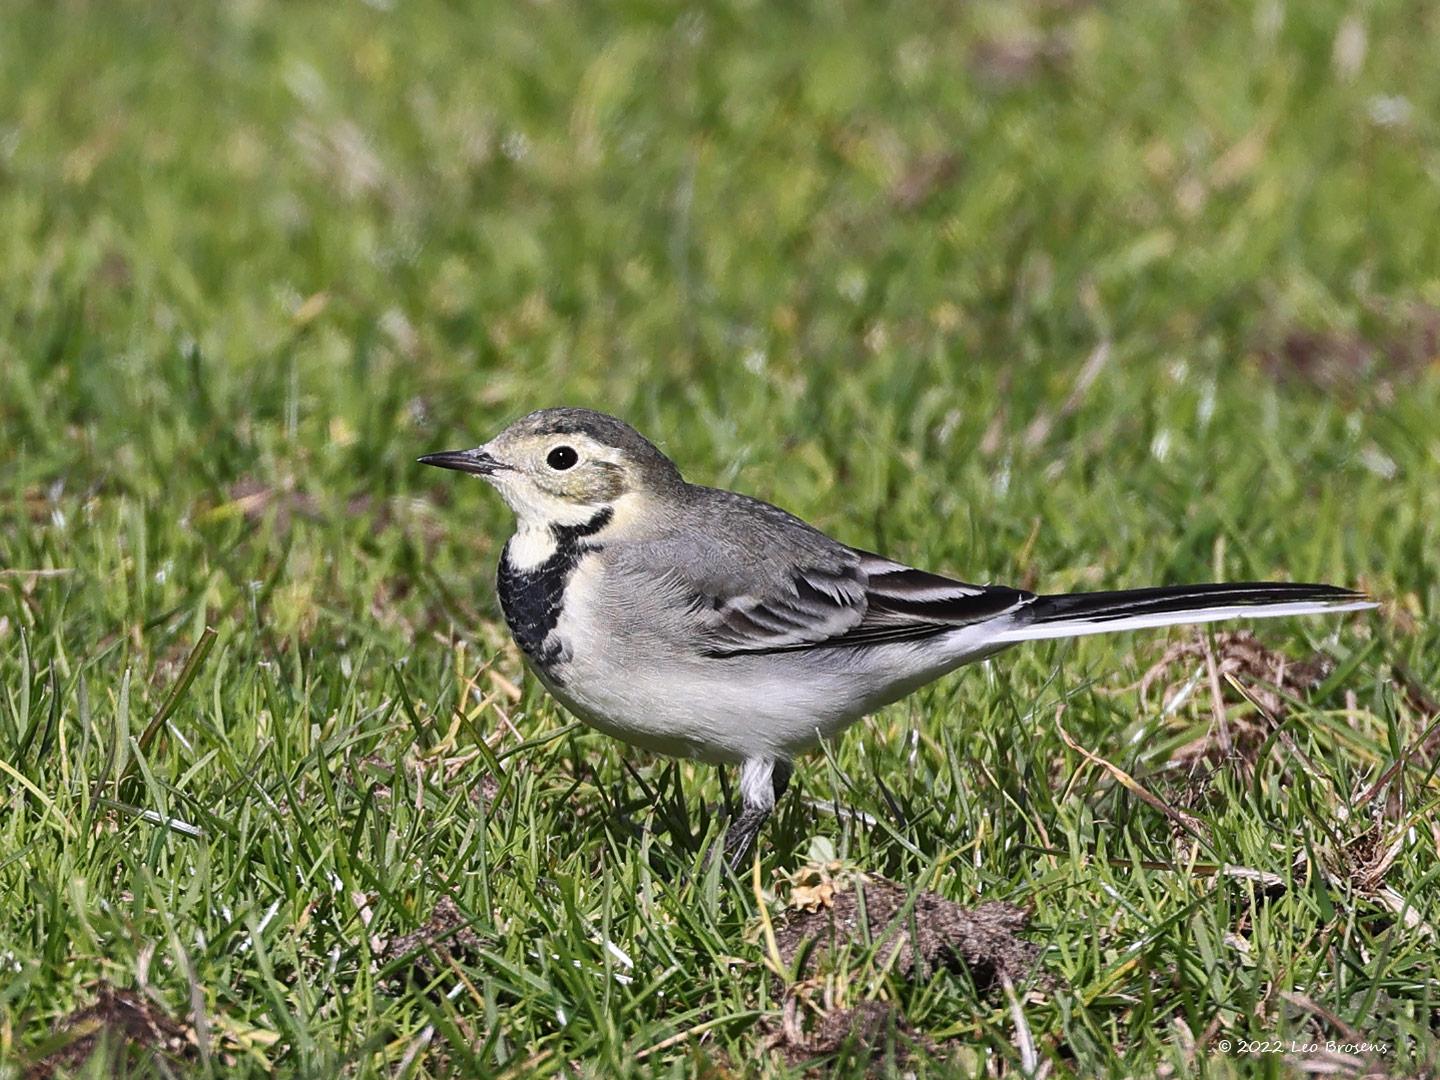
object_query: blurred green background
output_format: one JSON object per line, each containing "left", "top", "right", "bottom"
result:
{"left": 2, "top": 0, "right": 1438, "bottom": 1075}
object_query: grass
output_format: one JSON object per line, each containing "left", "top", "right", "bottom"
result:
{"left": 2, "top": 0, "right": 1439, "bottom": 1074}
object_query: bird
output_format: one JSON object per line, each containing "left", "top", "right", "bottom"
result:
{"left": 420, "top": 407, "right": 1373, "bottom": 868}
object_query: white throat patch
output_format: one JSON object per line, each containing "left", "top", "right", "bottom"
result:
{"left": 505, "top": 498, "right": 622, "bottom": 571}
{"left": 506, "top": 522, "right": 561, "bottom": 571}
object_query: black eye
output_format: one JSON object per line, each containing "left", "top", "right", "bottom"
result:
{"left": 546, "top": 445, "right": 578, "bottom": 470}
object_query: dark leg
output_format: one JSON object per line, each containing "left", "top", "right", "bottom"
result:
{"left": 723, "top": 757, "right": 793, "bottom": 871}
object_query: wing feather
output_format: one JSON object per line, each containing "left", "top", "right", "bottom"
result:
{"left": 697, "top": 549, "right": 1031, "bottom": 658}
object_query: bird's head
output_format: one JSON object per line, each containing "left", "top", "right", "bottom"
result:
{"left": 419, "top": 408, "right": 683, "bottom": 529}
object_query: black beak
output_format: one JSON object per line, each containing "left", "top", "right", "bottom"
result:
{"left": 417, "top": 448, "right": 507, "bottom": 476}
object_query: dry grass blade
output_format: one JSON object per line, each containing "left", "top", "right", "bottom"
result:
{"left": 1023, "top": 340, "right": 1113, "bottom": 448}
{"left": 133, "top": 625, "right": 218, "bottom": 761}
{"left": 1057, "top": 719, "right": 1208, "bottom": 842}
{"left": 1354, "top": 710, "right": 1440, "bottom": 811}
{"left": 1002, "top": 973, "right": 1040, "bottom": 1076}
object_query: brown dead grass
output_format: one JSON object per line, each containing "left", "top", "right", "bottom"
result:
{"left": 888, "top": 152, "right": 961, "bottom": 212}
{"left": 224, "top": 477, "right": 389, "bottom": 532}
{"left": 1256, "top": 302, "right": 1440, "bottom": 400}
{"left": 1142, "top": 630, "right": 1333, "bottom": 771}
{"left": 970, "top": 33, "right": 1072, "bottom": 86}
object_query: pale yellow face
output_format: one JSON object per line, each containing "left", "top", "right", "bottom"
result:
{"left": 421, "top": 407, "right": 683, "bottom": 530}
{"left": 481, "top": 429, "right": 637, "bottom": 526}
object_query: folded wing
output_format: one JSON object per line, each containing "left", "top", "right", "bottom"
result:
{"left": 695, "top": 549, "right": 1031, "bottom": 657}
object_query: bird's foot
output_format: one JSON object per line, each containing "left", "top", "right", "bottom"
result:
{"left": 721, "top": 804, "right": 771, "bottom": 872}
{"left": 710, "top": 757, "right": 793, "bottom": 874}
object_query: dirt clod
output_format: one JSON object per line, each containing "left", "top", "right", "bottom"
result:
{"left": 773, "top": 877, "right": 1040, "bottom": 986}
{"left": 760, "top": 870, "right": 1042, "bottom": 1067}
{"left": 766, "top": 996, "right": 936, "bottom": 1069}
{"left": 380, "top": 896, "right": 484, "bottom": 979}
{"left": 27, "top": 983, "right": 195, "bottom": 1079}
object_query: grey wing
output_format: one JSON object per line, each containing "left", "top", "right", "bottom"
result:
{"left": 695, "top": 555, "right": 871, "bottom": 655}
{"left": 614, "top": 535, "right": 1033, "bottom": 658}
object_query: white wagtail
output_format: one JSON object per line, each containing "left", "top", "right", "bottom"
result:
{"left": 421, "top": 408, "right": 1373, "bottom": 866}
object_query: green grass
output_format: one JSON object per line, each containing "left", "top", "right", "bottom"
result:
{"left": 3, "top": 0, "right": 1439, "bottom": 1075}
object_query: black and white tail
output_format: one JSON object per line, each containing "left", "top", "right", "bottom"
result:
{"left": 990, "top": 582, "right": 1374, "bottom": 645}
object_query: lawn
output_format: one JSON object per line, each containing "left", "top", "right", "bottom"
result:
{"left": 2, "top": 0, "right": 1438, "bottom": 1075}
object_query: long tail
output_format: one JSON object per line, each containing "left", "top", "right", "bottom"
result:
{"left": 989, "top": 582, "right": 1374, "bottom": 645}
